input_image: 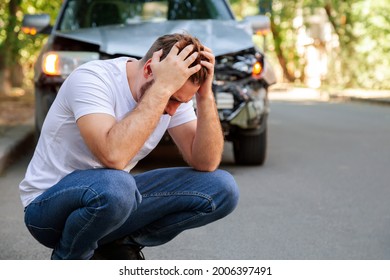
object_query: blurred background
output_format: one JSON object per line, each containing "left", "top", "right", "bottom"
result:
{"left": 1, "top": 0, "right": 390, "bottom": 99}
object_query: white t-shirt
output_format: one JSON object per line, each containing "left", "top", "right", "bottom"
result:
{"left": 19, "top": 57, "right": 197, "bottom": 207}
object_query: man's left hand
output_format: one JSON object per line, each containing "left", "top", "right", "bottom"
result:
{"left": 198, "top": 46, "right": 215, "bottom": 99}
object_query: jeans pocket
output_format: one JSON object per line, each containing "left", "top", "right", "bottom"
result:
{"left": 26, "top": 224, "right": 61, "bottom": 249}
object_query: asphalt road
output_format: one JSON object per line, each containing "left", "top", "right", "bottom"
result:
{"left": 1, "top": 99, "right": 390, "bottom": 260}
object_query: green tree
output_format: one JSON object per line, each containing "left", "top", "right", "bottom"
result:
{"left": 230, "top": 0, "right": 259, "bottom": 18}
{"left": 308, "top": 0, "right": 390, "bottom": 89}
{"left": 0, "top": 0, "right": 61, "bottom": 96}
{"left": 321, "top": 0, "right": 363, "bottom": 87}
{"left": 348, "top": 1, "right": 390, "bottom": 89}
{"left": 269, "top": 0, "right": 300, "bottom": 82}
{"left": 0, "top": 0, "right": 22, "bottom": 96}
{"left": 231, "top": 0, "right": 300, "bottom": 82}
{"left": 260, "top": 0, "right": 390, "bottom": 89}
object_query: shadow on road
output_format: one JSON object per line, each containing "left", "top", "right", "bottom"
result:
{"left": 134, "top": 142, "right": 237, "bottom": 173}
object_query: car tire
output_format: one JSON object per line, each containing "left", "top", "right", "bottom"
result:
{"left": 233, "top": 127, "right": 267, "bottom": 165}
{"left": 34, "top": 86, "right": 56, "bottom": 139}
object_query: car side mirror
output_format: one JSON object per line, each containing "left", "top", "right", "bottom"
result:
{"left": 243, "top": 15, "right": 271, "bottom": 35}
{"left": 22, "top": 14, "right": 52, "bottom": 35}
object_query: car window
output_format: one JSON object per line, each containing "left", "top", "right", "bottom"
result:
{"left": 58, "top": 0, "right": 233, "bottom": 31}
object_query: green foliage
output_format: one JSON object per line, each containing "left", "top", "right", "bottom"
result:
{"left": 0, "top": 0, "right": 61, "bottom": 89}
{"left": 269, "top": 0, "right": 302, "bottom": 82}
{"left": 231, "top": 0, "right": 390, "bottom": 90}
{"left": 230, "top": 0, "right": 259, "bottom": 19}
{"left": 0, "top": 0, "right": 22, "bottom": 69}
{"left": 321, "top": 0, "right": 390, "bottom": 89}
{"left": 18, "top": 1, "right": 62, "bottom": 87}
{"left": 351, "top": 1, "right": 390, "bottom": 89}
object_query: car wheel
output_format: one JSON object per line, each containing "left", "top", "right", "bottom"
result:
{"left": 34, "top": 86, "right": 56, "bottom": 139}
{"left": 233, "top": 127, "right": 267, "bottom": 165}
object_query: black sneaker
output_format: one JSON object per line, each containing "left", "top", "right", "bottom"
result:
{"left": 91, "top": 238, "right": 145, "bottom": 260}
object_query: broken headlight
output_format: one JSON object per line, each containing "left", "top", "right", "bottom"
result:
{"left": 214, "top": 48, "right": 264, "bottom": 82}
{"left": 214, "top": 48, "right": 266, "bottom": 117}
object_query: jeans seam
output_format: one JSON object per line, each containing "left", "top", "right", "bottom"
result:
{"left": 162, "top": 212, "right": 207, "bottom": 231}
{"left": 29, "top": 186, "right": 94, "bottom": 206}
{"left": 143, "top": 191, "right": 216, "bottom": 211}
{"left": 28, "top": 186, "right": 102, "bottom": 259}
{"left": 135, "top": 192, "right": 216, "bottom": 238}
{"left": 26, "top": 224, "right": 61, "bottom": 233}
{"left": 65, "top": 188, "right": 102, "bottom": 259}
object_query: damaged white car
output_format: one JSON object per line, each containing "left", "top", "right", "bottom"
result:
{"left": 23, "top": 0, "right": 276, "bottom": 165}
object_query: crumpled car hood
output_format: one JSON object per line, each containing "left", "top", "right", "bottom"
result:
{"left": 55, "top": 20, "right": 254, "bottom": 57}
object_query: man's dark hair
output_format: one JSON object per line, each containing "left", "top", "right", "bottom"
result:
{"left": 141, "top": 33, "right": 208, "bottom": 85}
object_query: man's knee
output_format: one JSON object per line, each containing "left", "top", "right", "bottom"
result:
{"left": 92, "top": 169, "right": 141, "bottom": 219}
{"left": 210, "top": 169, "right": 239, "bottom": 217}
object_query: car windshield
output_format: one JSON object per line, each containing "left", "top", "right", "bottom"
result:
{"left": 58, "top": 0, "right": 233, "bottom": 31}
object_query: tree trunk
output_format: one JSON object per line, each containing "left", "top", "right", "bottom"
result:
{"left": 0, "top": 0, "right": 22, "bottom": 96}
{"left": 324, "top": 1, "right": 358, "bottom": 87}
{"left": 270, "top": 14, "right": 295, "bottom": 82}
{"left": 0, "top": 69, "right": 12, "bottom": 97}
{"left": 324, "top": 3, "right": 339, "bottom": 38}
{"left": 11, "top": 63, "right": 24, "bottom": 88}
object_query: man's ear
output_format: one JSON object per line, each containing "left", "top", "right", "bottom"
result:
{"left": 143, "top": 59, "right": 153, "bottom": 78}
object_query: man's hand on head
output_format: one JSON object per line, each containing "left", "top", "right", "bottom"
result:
{"left": 149, "top": 43, "right": 202, "bottom": 97}
{"left": 197, "top": 46, "right": 215, "bottom": 100}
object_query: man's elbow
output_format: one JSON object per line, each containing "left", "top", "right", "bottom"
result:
{"left": 100, "top": 154, "right": 129, "bottom": 170}
{"left": 104, "top": 161, "right": 127, "bottom": 170}
{"left": 190, "top": 159, "right": 221, "bottom": 172}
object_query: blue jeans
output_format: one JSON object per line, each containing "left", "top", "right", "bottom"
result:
{"left": 24, "top": 167, "right": 239, "bottom": 259}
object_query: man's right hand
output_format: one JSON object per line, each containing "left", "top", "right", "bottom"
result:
{"left": 149, "top": 43, "right": 201, "bottom": 97}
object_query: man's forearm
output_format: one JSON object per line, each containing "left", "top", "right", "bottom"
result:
{"left": 104, "top": 86, "right": 170, "bottom": 169}
{"left": 191, "top": 94, "right": 224, "bottom": 171}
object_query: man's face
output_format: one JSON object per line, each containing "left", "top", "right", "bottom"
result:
{"left": 138, "top": 79, "right": 199, "bottom": 116}
{"left": 164, "top": 81, "right": 200, "bottom": 116}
